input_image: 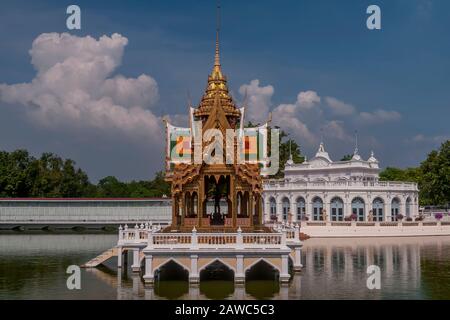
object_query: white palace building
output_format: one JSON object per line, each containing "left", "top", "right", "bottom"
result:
{"left": 263, "top": 143, "right": 420, "bottom": 223}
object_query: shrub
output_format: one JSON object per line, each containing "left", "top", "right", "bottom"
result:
{"left": 396, "top": 214, "right": 404, "bottom": 220}
{"left": 435, "top": 213, "right": 443, "bottom": 220}
{"left": 406, "top": 217, "right": 413, "bottom": 222}
{"left": 350, "top": 213, "right": 357, "bottom": 221}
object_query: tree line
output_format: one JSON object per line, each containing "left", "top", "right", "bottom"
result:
{"left": 0, "top": 150, "right": 170, "bottom": 198}
{"left": 0, "top": 140, "right": 448, "bottom": 205}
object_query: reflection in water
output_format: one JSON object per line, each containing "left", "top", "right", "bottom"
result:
{"left": 199, "top": 281, "right": 234, "bottom": 300}
{"left": 245, "top": 281, "right": 280, "bottom": 299}
{"left": 1, "top": 234, "right": 450, "bottom": 299}
{"left": 154, "top": 281, "right": 188, "bottom": 300}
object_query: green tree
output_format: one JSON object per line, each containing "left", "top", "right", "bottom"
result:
{"left": 272, "top": 128, "right": 304, "bottom": 178}
{"left": 419, "top": 140, "right": 450, "bottom": 205}
{"left": 340, "top": 154, "right": 353, "bottom": 161}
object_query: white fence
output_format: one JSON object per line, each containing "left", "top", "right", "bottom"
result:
{"left": 118, "top": 223, "right": 300, "bottom": 249}
{"left": 300, "top": 220, "right": 450, "bottom": 237}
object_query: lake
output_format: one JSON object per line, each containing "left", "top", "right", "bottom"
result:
{"left": 1, "top": 233, "right": 449, "bottom": 299}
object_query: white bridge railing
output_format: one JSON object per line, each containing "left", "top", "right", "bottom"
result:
{"left": 117, "top": 223, "right": 301, "bottom": 249}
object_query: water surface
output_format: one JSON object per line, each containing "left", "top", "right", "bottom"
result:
{"left": 1, "top": 234, "right": 449, "bottom": 299}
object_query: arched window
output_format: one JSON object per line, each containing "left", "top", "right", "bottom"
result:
{"left": 352, "top": 197, "right": 365, "bottom": 221}
{"left": 312, "top": 197, "right": 323, "bottom": 221}
{"left": 330, "top": 197, "right": 344, "bottom": 221}
{"left": 405, "top": 197, "right": 412, "bottom": 218}
{"left": 372, "top": 198, "right": 384, "bottom": 222}
{"left": 269, "top": 197, "right": 277, "bottom": 220}
{"left": 296, "top": 197, "right": 306, "bottom": 221}
{"left": 282, "top": 197, "right": 290, "bottom": 221}
{"left": 391, "top": 198, "right": 401, "bottom": 221}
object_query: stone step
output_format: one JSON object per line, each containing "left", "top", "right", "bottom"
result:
{"left": 81, "top": 247, "right": 118, "bottom": 268}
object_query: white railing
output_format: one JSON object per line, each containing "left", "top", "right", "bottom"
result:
{"left": 299, "top": 220, "right": 450, "bottom": 237}
{"left": 118, "top": 224, "right": 301, "bottom": 249}
{"left": 300, "top": 220, "right": 450, "bottom": 228}
{"left": 264, "top": 180, "right": 418, "bottom": 191}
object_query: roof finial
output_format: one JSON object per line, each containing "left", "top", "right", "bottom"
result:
{"left": 214, "top": 0, "right": 221, "bottom": 68}
{"left": 354, "top": 129, "right": 359, "bottom": 155}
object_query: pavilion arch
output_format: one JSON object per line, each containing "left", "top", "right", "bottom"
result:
{"left": 296, "top": 196, "right": 306, "bottom": 221}
{"left": 199, "top": 258, "right": 235, "bottom": 281}
{"left": 405, "top": 197, "right": 412, "bottom": 218}
{"left": 351, "top": 197, "right": 366, "bottom": 221}
{"left": 312, "top": 196, "right": 324, "bottom": 221}
{"left": 281, "top": 197, "right": 290, "bottom": 221}
{"left": 330, "top": 196, "right": 344, "bottom": 221}
{"left": 153, "top": 258, "right": 190, "bottom": 282}
{"left": 198, "top": 258, "right": 236, "bottom": 274}
{"left": 391, "top": 197, "right": 401, "bottom": 221}
{"left": 153, "top": 257, "right": 191, "bottom": 273}
{"left": 372, "top": 197, "right": 385, "bottom": 222}
{"left": 244, "top": 258, "right": 282, "bottom": 275}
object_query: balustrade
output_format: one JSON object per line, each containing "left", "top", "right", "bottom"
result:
{"left": 117, "top": 223, "right": 299, "bottom": 249}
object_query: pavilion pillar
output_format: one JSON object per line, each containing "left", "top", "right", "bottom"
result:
{"left": 131, "top": 248, "right": 140, "bottom": 272}
{"left": 293, "top": 246, "right": 303, "bottom": 272}
{"left": 143, "top": 255, "right": 154, "bottom": 285}
{"left": 172, "top": 196, "right": 177, "bottom": 228}
{"left": 117, "top": 246, "right": 123, "bottom": 268}
{"left": 189, "top": 255, "right": 199, "bottom": 284}
{"left": 198, "top": 178, "right": 204, "bottom": 227}
{"left": 280, "top": 255, "right": 290, "bottom": 283}
{"left": 235, "top": 255, "right": 245, "bottom": 283}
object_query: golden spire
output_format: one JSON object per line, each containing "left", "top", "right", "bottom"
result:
{"left": 194, "top": 0, "right": 240, "bottom": 120}
{"left": 212, "top": 1, "right": 222, "bottom": 78}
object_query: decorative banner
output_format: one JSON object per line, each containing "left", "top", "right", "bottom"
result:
{"left": 166, "top": 122, "right": 192, "bottom": 163}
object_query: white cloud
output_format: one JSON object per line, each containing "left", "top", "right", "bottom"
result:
{"left": 409, "top": 134, "right": 449, "bottom": 144}
{"left": 297, "top": 90, "right": 321, "bottom": 109}
{"left": 239, "top": 79, "right": 274, "bottom": 124}
{"left": 238, "top": 80, "right": 404, "bottom": 156}
{"left": 358, "top": 109, "right": 402, "bottom": 124}
{"left": 325, "top": 97, "right": 355, "bottom": 115}
{"left": 0, "top": 33, "right": 162, "bottom": 141}
{"left": 322, "top": 120, "right": 352, "bottom": 142}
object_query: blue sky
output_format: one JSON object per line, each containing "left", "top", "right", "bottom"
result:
{"left": 0, "top": 0, "right": 449, "bottom": 181}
